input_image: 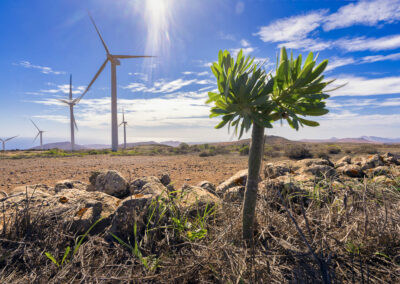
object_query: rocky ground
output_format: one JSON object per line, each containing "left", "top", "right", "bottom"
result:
{"left": 1, "top": 152, "right": 399, "bottom": 282}
{"left": 0, "top": 154, "right": 248, "bottom": 194}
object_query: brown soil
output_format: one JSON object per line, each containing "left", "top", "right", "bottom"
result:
{"left": 0, "top": 154, "right": 248, "bottom": 194}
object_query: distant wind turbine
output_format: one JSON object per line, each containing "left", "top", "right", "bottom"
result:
{"left": 57, "top": 74, "right": 80, "bottom": 151}
{"left": 0, "top": 136, "right": 18, "bottom": 151}
{"left": 119, "top": 110, "right": 128, "bottom": 149}
{"left": 30, "top": 119, "right": 45, "bottom": 150}
{"left": 78, "top": 13, "right": 155, "bottom": 151}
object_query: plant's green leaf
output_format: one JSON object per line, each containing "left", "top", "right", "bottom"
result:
{"left": 45, "top": 252, "right": 59, "bottom": 267}
{"left": 61, "top": 246, "right": 70, "bottom": 266}
{"left": 298, "top": 117, "right": 320, "bottom": 127}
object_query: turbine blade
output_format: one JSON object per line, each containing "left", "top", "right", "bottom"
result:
{"left": 30, "top": 119, "right": 40, "bottom": 131}
{"left": 57, "top": 98, "right": 70, "bottom": 105}
{"left": 5, "top": 135, "right": 18, "bottom": 142}
{"left": 76, "top": 58, "right": 108, "bottom": 102}
{"left": 88, "top": 13, "right": 111, "bottom": 55}
{"left": 113, "top": 55, "right": 155, "bottom": 59}
{"left": 119, "top": 122, "right": 124, "bottom": 127}
{"left": 122, "top": 110, "right": 125, "bottom": 122}
{"left": 33, "top": 132, "right": 40, "bottom": 144}
{"left": 72, "top": 110, "right": 78, "bottom": 131}
{"left": 69, "top": 74, "right": 72, "bottom": 100}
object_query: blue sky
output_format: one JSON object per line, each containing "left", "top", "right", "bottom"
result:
{"left": 1, "top": 0, "right": 400, "bottom": 148}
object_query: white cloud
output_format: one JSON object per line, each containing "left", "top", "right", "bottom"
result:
{"left": 230, "top": 47, "right": 255, "bottom": 57}
{"left": 361, "top": 52, "right": 400, "bottom": 63}
{"left": 241, "top": 39, "right": 250, "bottom": 47}
{"left": 40, "top": 84, "right": 86, "bottom": 95}
{"left": 336, "top": 34, "right": 400, "bottom": 51}
{"left": 278, "top": 38, "right": 331, "bottom": 52}
{"left": 324, "top": 0, "right": 400, "bottom": 31}
{"left": 329, "top": 75, "right": 400, "bottom": 96}
{"left": 325, "top": 57, "right": 356, "bottom": 71}
{"left": 14, "top": 61, "right": 66, "bottom": 75}
{"left": 123, "top": 77, "right": 213, "bottom": 94}
{"left": 254, "top": 10, "right": 327, "bottom": 43}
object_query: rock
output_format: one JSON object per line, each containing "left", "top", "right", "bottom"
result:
{"left": 130, "top": 176, "right": 167, "bottom": 197}
{"left": 360, "top": 154, "right": 384, "bottom": 170}
{"left": 335, "top": 156, "right": 351, "bottom": 168}
{"left": 178, "top": 185, "right": 220, "bottom": 212}
{"left": 223, "top": 186, "right": 245, "bottom": 202}
{"left": 337, "top": 165, "right": 365, "bottom": 178}
{"left": 302, "top": 164, "right": 336, "bottom": 177}
{"left": 296, "top": 158, "right": 334, "bottom": 168}
{"left": 382, "top": 152, "right": 400, "bottom": 165}
{"left": 216, "top": 169, "right": 248, "bottom": 194}
{"left": 1, "top": 187, "right": 120, "bottom": 234}
{"left": 94, "top": 170, "right": 129, "bottom": 198}
{"left": 130, "top": 176, "right": 160, "bottom": 192}
{"left": 55, "top": 180, "right": 87, "bottom": 192}
{"left": 89, "top": 170, "right": 104, "bottom": 186}
{"left": 263, "top": 162, "right": 292, "bottom": 179}
{"left": 109, "top": 194, "right": 153, "bottom": 239}
{"left": 159, "top": 173, "right": 171, "bottom": 186}
{"left": 366, "top": 166, "right": 389, "bottom": 177}
{"left": 197, "top": 181, "right": 217, "bottom": 195}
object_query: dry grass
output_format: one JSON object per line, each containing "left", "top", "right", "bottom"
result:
{"left": 1, "top": 174, "right": 400, "bottom": 283}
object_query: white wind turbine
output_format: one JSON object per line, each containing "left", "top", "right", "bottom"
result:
{"left": 119, "top": 109, "right": 128, "bottom": 149}
{"left": 0, "top": 136, "right": 18, "bottom": 152}
{"left": 57, "top": 74, "right": 80, "bottom": 151}
{"left": 30, "top": 119, "right": 45, "bottom": 150}
{"left": 78, "top": 14, "right": 154, "bottom": 151}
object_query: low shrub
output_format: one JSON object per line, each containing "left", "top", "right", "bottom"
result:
{"left": 239, "top": 145, "right": 250, "bottom": 156}
{"left": 285, "top": 145, "right": 313, "bottom": 160}
{"left": 327, "top": 145, "right": 341, "bottom": 154}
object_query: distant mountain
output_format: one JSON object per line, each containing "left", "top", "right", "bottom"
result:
{"left": 30, "top": 142, "right": 88, "bottom": 150}
{"left": 160, "top": 141, "right": 182, "bottom": 147}
{"left": 361, "top": 136, "right": 400, "bottom": 144}
{"left": 211, "top": 135, "right": 292, "bottom": 146}
{"left": 299, "top": 137, "right": 380, "bottom": 144}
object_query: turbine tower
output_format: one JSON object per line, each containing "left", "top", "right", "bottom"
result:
{"left": 30, "top": 119, "right": 45, "bottom": 150}
{"left": 0, "top": 136, "right": 18, "bottom": 152}
{"left": 57, "top": 74, "right": 80, "bottom": 151}
{"left": 119, "top": 109, "right": 128, "bottom": 149}
{"left": 79, "top": 14, "right": 154, "bottom": 151}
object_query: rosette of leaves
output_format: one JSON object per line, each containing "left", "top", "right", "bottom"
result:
{"left": 207, "top": 47, "right": 334, "bottom": 241}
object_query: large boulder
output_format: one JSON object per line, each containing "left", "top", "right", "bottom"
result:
{"left": 1, "top": 186, "right": 120, "bottom": 234}
{"left": 223, "top": 186, "right": 245, "bottom": 202}
{"left": 93, "top": 170, "right": 129, "bottom": 198}
{"left": 296, "top": 158, "right": 334, "bottom": 168}
{"left": 366, "top": 166, "right": 390, "bottom": 177}
{"left": 159, "top": 173, "right": 171, "bottom": 186}
{"left": 301, "top": 164, "right": 336, "bottom": 177}
{"left": 337, "top": 164, "right": 365, "bottom": 178}
{"left": 216, "top": 169, "right": 248, "bottom": 194}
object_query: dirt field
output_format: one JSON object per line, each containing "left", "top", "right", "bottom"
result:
{"left": 0, "top": 154, "right": 248, "bottom": 194}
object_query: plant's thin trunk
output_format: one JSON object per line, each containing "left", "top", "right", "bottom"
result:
{"left": 242, "top": 123, "right": 264, "bottom": 241}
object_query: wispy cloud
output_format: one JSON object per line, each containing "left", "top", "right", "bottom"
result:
{"left": 40, "top": 84, "right": 86, "bottom": 95}
{"left": 362, "top": 52, "right": 400, "bottom": 63}
{"left": 14, "top": 61, "right": 66, "bottom": 75}
{"left": 323, "top": 0, "right": 400, "bottom": 31}
{"left": 330, "top": 75, "right": 400, "bottom": 96}
{"left": 325, "top": 57, "right": 356, "bottom": 71}
{"left": 336, "top": 34, "right": 400, "bottom": 52}
{"left": 123, "top": 77, "right": 213, "bottom": 94}
{"left": 326, "top": 52, "right": 400, "bottom": 71}
{"left": 255, "top": 0, "right": 400, "bottom": 52}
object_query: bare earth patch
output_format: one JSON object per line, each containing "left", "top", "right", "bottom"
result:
{"left": 0, "top": 154, "right": 248, "bottom": 194}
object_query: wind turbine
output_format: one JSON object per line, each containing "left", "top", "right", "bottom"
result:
{"left": 119, "top": 109, "right": 128, "bottom": 149}
{"left": 78, "top": 14, "right": 154, "bottom": 151}
{"left": 57, "top": 74, "right": 80, "bottom": 151}
{"left": 30, "top": 119, "right": 45, "bottom": 150}
{"left": 0, "top": 136, "right": 18, "bottom": 152}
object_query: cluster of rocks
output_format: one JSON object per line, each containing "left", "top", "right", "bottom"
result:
{"left": 1, "top": 153, "right": 398, "bottom": 236}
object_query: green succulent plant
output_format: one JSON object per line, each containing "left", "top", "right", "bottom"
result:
{"left": 207, "top": 47, "right": 334, "bottom": 241}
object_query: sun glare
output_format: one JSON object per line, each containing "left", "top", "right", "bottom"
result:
{"left": 143, "top": 0, "right": 174, "bottom": 57}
